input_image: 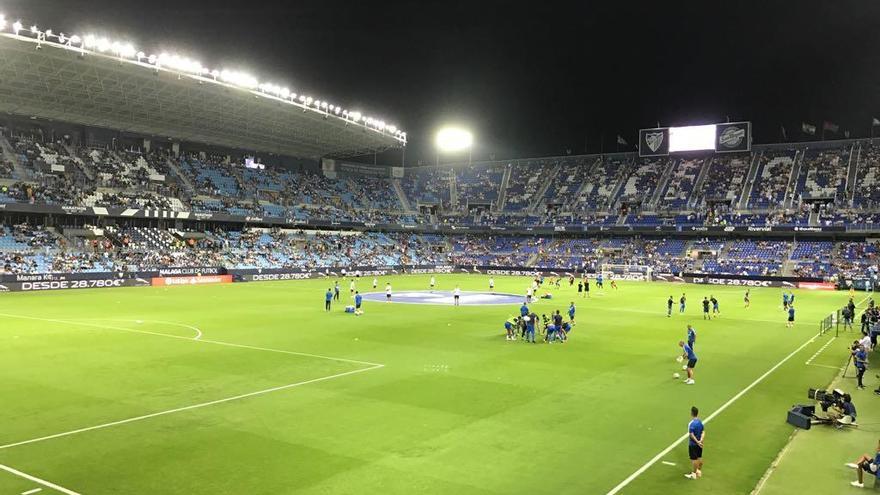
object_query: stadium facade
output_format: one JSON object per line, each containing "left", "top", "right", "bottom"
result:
{"left": 0, "top": 18, "right": 876, "bottom": 292}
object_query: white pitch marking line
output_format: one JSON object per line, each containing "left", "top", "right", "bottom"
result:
{"left": 805, "top": 336, "right": 837, "bottom": 365}
{"left": 0, "top": 363, "right": 383, "bottom": 451}
{"left": 605, "top": 330, "right": 822, "bottom": 495}
{"left": 0, "top": 312, "right": 381, "bottom": 367}
{"left": 0, "top": 464, "right": 79, "bottom": 495}
{"left": 660, "top": 461, "right": 676, "bottom": 466}
{"left": 22, "top": 488, "right": 43, "bottom": 495}
{"left": 68, "top": 318, "right": 203, "bottom": 340}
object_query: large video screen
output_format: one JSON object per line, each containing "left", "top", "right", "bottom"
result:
{"left": 639, "top": 122, "right": 751, "bottom": 156}
{"left": 668, "top": 125, "right": 717, "bottom": 152}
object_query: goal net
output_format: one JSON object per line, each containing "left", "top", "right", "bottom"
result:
{"left": 599, "top": 263, "right": 652, "bottom": 282}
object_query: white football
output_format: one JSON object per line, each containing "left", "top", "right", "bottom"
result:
{"left": 673, "top": 372, "right": 681, "bottom": 379}
{"left": 676, "top": 356, "right": 684, "bottom": 363}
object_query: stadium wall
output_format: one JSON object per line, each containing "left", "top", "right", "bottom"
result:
{"left": 0, "top": 265, "right": 848, "bottom": 292}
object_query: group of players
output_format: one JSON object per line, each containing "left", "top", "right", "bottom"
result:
{"left": 666, "top": 294, "right": 721, "bottom": 319}
{"left": 504, "top": 301, "right": 576, "bottom": 344}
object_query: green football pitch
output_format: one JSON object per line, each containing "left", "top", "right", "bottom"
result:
{"left": 0, "top": 275, "right": 858, "bottom": 494}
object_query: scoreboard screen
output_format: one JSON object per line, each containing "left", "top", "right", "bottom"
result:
{"left": 639, "top": 122, "right": 751, "bottom": 157}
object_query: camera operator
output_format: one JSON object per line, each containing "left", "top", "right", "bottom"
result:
{"left": 819, "top": 390, "right": 857, "bottom": 424}
{"left": 842, "top": 393, "right": 857, "bottom": 423}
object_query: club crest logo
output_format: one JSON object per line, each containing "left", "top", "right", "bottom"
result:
{"left": 719, "top": 126, "right": 745, "bottom": 148}
{"left": 645, "top": 132, "right": 664, "bottom": 152}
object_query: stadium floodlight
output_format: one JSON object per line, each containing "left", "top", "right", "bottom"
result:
{"left": 435, "top": 127, "right": 473, "bottom": 153}
{"left": 0, "top": 12, "right": 406, "bottom": 142}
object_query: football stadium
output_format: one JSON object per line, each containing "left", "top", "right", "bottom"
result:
{"left": 0, "top": 2, "right": 878, "bottom": 494}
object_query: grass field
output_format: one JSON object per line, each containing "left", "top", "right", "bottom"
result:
{"left": 0, "top": 275, "right": 859, "bottom": 494}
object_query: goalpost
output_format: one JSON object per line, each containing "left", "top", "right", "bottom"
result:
{"left": 599, "top": 263, "right": 653, "bottom": 282}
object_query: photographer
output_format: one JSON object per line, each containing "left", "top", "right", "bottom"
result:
{"left": 846, "top": 439, "right": 880, "bottom": 488}
{"left": 854, "top": 343, "right": 869, "bottom": 390}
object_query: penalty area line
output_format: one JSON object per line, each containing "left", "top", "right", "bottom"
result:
{"left": 604, "top": 330, "right": 822, "bottom": 495}
{"left": 0, "top": 364, "right": 383, "bottom": 451}
{"left": 0, "top": 463, "right": 81, "bottom": 495}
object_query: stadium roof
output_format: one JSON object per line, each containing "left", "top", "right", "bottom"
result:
{"left": 0, "top": 20, "right": 406, "bottom": 159}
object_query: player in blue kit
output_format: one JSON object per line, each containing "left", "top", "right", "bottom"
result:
{"left": 597, "top": 274, "right": 604, "bottom": 289}
{"left": 685, "top": 406, "right": 705, "bottom": 480}
{"left": 525, "top": 313, "right": 537, "bottom": 343}
{"left": 354, "top": 291, "right": 363, "bottom": 315}
{"left": 787, "top": 305, "right": 796, "bottom": 328}
{"left": 782, "top": 292, "right": 790, "bottom": 311}
{"left": 679, "top": 340, "right": 697, "bottom": 385}
{"left": 325, "top": 288, "right": 333, "bottom": 312}
{"left": 568, "top": 302, "right": 576, "bottom": 323}
{"left": 687, "top": 324, "right": 696, "bottom": 350}
{"left": 680, "top": 293, "right": 687, "bottom": 313}
{"left": 504, "top": 316, "right": 518, "bottom": 341}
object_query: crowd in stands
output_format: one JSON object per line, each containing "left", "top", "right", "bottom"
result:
{"left": 0, "top": 221, "right": 871, "bottom": 284}
{"left": 5, "top": 132, "right": 880, "bottom": 233}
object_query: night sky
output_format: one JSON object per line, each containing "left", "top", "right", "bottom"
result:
{"left": 6, "top": 0, "right": 880, "bottom": 164}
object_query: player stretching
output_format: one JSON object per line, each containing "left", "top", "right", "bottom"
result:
{"left": 711, "top": 295, "right": 719, "bottom": 316}
{"left": 667, "top": 296, "right": 674, "bottom": 317}
{"left": 679, "top": 340, "right": 698, "bottom": 385}
{"left": 504, "top": 316, "right": 517, "bottom": 341}
{"left": 610, "top": 277, "right": 618, "bottom": 289}
{"left": 744, "top": 289, "right": 750, "bottom": 308}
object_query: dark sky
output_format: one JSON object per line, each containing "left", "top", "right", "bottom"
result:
{"left": 7, "top": 0, "right": 880, "bottom": 164}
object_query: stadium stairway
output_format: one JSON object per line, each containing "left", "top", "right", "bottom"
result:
{"left": 687, "top": 158, "right": 712, "bottom": 209}
{"left": 450, "top": 174, "right": 459, "bottom": 208}
{"left": 607, "top": 157, "right": 634, "bottom": 211}
{"left": 847, "top": 142, "right": 862, "bottom": 205}
{"left": 647, "top": 158, "right": 677, "bottom": 210}
{"left": 781, "top": 242, "right": 798, "bottom": 276}
{"left": 391, "top": 178, "right": 415, "bottom": 213}
{"left": 783, "top": 149, "right": 804, "bottom": 209}
{"left": 527, "top": 161, "right": 562, "bottom": 213}
{"left": 165, "top": 156, "right": 196, "bottom": 193}
{"left": 60, "top": 142, "right": 96, "bottom": 181}
{"left": 497, "top": 164, "right": 513, "bottom": 211}
{"left": 0, "top": 135, "right": 30, "bottom": 180}
{"left": 738, "top": 149, "right": 762, "bottom": 208}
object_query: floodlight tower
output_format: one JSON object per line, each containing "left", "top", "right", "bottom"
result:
{"left": 435, "top": 126, "right": 473, "bottom": 166}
